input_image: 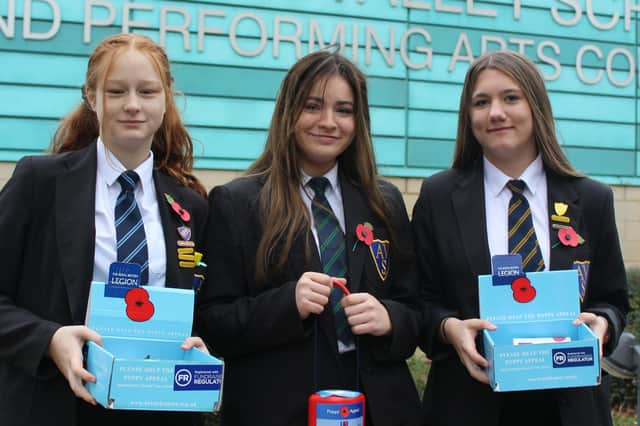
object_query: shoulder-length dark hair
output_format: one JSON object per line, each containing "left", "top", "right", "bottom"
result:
{"left": 248, "top": 50, "right": 389, "bottom": 283}
{"left": 452, "top": 50, "right": 581, "bottom": 178}
{"left": 50, "top": 33, "right": 205, "bottom": 196}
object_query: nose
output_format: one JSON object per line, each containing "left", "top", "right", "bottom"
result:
{"left": 488, "top": 100, "right": 506, "bottom": 121}
{"left": 318, "top": 107, "right": 337, "bottom": 130}
{"left": 123, "top": 92, "right": 141, "bottom": 113}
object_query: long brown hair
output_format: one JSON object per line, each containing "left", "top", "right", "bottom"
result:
{"left": 50, "top": 33, "right": 205, "bottom": 196}
{"left": 248, "top": 51, "right": 389, "bottom": 283}
{"left": 452, "top": 50, "right": 582, "bottom": 178}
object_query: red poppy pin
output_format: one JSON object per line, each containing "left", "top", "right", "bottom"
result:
{"left": 553, "top": 225, "right": 584, "bottom": 248}
{"left": 353, "top": 222, "right": 374, "bottom": 251}
{"left": 164, "top": 193, "right": 191, "bottom": 222}
{"left": 558, "top": 227, "right": 579, "bottom": 247}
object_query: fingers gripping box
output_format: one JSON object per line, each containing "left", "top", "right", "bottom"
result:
{"left": 84, "top": 282, "right": 223, "bottom": 411}
{"left": 479, "top": 268, "right": 599, "bottom": 392}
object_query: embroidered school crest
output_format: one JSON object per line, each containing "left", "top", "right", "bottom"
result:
{"left": 369, "top": 239, "right": 390, "bottom": 281}
{"left": 573, "top": 260, "right": 590, "bottom": 302}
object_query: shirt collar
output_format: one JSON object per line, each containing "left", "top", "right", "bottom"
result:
{"left": 96, "top": 137, "right": 154, "bottom": 194}
{"left": 483, "top": 154, "right": 544, "bottom": 197}
{"left": 301, "top": 163, "right": 340, "bottom": 195}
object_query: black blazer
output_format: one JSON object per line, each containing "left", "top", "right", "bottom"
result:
{"left": 412, "top": 164, "right": 629, "bottom": 426}
{"left": 0, "top": 143, "right": 207, "bottom": 426}
{"left": 196, "top": 174, "right": 422, "bottom": 426}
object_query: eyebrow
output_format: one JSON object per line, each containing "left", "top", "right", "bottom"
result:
{"left": 472, "top": 87, "right": 522, "bottom": 98}
{"left": 306, "top": 95, "right": 354, "bottom": 106}
{"left": 106, "top": 79, "right": 162, "bottom": 85}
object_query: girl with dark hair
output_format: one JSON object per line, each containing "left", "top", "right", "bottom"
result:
{"left": 413, "top": 50, "right": 629, "bottom": 426}
{"left": 196, "top": 50, "right": 421, "bottom": 426}
{"left": 0, "top": 33, "right": 207, "bottom": 426}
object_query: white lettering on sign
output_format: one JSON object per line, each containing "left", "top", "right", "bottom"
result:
{"left": 0, "top": 0, "right": 637, "bottom": 87}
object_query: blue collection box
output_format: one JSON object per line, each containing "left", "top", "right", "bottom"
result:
{"left": 479, "top": 269, "right": 600, "bottom": 392}
{"left": 84, "top": 282, "right": 223, "bottom": 411}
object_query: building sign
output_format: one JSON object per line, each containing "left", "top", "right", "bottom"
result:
{"left": 1, "top": 0, "right": 639, "bottom": 181}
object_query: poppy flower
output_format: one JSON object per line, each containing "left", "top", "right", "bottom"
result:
{"left": 125, "top": 287, "right": 155, "bottom": 322}
{"left": 558, "top": 227, "right": 579, "bottom": 247}
{"left": 164, "top": 193, "right": 191, "bottom": 222}
{"left": 356, "top": 223, "right": 374, "bottom": 246}
{"left": 511, "top": 276, "right": 536, "bottom": 303}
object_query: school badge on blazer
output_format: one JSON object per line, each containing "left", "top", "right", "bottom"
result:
{"left": 573, "top": 260, "right": 590, "bottom": 302}
{"left": 369, "top": 240, "right": 390, "bottom": 281}
{"left": 354, "top": 222, "right": 390, "bottom": 281}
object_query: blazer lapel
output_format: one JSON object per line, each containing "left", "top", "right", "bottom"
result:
{"left": 340, "top": 174, "right": 369, "bottom": 294}
{"left": 451, "top": 165, "right": 492, "bottom": 277}
{"left": 546, "top": 172, "right": 581, "bottom": 271}
{"left": 56, "top": 145, "right": 97, "bottom": 323}
{"left": 153, "top": 171, "right": 183, "bottom": 289}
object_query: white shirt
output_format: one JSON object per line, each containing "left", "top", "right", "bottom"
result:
{"left": 93, "top": 138, "right": 167, "bottom": 286}
{"left": 300, "top": 164, "right": 346, "bottom": 252}
{"left": 483, "top": 155, "right": 550, "bottom": 271}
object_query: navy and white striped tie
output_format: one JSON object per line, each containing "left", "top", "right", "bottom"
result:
{"left": 115, "top": 171, "right": 149, "bottom": 285}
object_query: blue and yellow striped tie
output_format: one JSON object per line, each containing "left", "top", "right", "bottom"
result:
{"left": 115, "top": 171, "right": 149, "bottom": 285}
{"left": 307, "top": 177, "right": 354, "bottom": 349}
{"left": 507, "top": 179, "right": 545, "bottom": 272}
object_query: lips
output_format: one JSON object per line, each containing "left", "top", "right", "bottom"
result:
{"left": 487, "top": 126, "right": 514, "bottom": 132}
{"left": 309, "top": 132, "right": 338, "bottom": 141}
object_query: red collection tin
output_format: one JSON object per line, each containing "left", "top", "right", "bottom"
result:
{"left": 308, "top": 390, "right": 365, "bottom": 426}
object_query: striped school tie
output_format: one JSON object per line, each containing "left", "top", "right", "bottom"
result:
{"left": 507, "top": 179, "right": 545, "bottom": 272}
{"left": 307, "top": 177, "right": 355, "bottom": 350}
{"left": 115, "top": 171, "right": 149, "bottom": 285}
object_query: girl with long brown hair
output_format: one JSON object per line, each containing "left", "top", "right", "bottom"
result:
{"left": 413, "top": 50, "right": 629, "bottom": 426}
{"left": 196, "top": 50, "right": 421, "bottom": 425}
{"left": 0, "top": 33, "right": 207, "bottom": 426}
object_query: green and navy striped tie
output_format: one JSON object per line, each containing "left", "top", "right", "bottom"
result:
{"left": 308, "top": 177, "right": 354, "bottom": 349}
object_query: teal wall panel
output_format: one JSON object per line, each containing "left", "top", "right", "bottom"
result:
{"left": 0, "top": 0, "right": 639, "bottom": 183}
{"left": 407, "top": 139, "right": 455, "bottom": 169}
{"left": 566, "top": 147, "right": 636, "bottom": 176}
{"left": 373, "top": 137, "right": 406, "bottom": 166}
{"left": 556, "top": 121, "right": 635, "bottom": 150}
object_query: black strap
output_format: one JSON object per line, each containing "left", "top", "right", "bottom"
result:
{"left": 312, "top": 315, "right": 360, "bottom": 392}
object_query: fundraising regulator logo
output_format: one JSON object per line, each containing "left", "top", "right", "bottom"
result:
{"left": 552, "top": 347, "right": 594, "bottom": 368}
{"left": 174, "top": 365, "right": 223, "bottom": 391}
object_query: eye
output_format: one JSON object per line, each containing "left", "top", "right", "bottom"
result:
{"left": 472, "top": 98, "right": 489, "bottom": 108}
{"left": 505, "top": 94, "right": 521, "bottom": 103}
{"left": 140, "top": 88, "right": 161, "bottom": 96}
{"left": 336, "top": 106, "right": 354, "bottom": 115}
{"left": 303, "top": 102, "right": 321, "bottom": 111}
{"left": 106, "top": 88, "right": 125, "bottom": 95}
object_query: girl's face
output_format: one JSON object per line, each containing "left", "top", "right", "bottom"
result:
{"left": 470, "top": 68, "right": 536, "bottom": 176}
{"left": 90, "top": 48, "right": 166, "bottom": 168}
{"left": 294, "top": 74, "right": 356, "bottom": 177}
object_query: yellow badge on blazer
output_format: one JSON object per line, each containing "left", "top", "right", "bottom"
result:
{"left": 369, "top": 239, "right": 390, "bottom": 281}
{"left": 551, "top": 202, "right": 570, "bottom": 223}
